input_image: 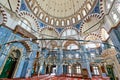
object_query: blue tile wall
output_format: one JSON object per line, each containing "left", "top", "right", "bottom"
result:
{"left": 0, "top": 26, "right": 38, "bottom": 77}
{"left": 110, "top": 27, "right": 120, "bottom": 52}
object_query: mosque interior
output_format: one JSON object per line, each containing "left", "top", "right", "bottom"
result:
{"left": 0, "top": 0, "right": 120, "bottom": 80}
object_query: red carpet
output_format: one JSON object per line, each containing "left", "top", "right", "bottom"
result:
{"left": 0, "top": 75, "right": 110, "bottom": 80}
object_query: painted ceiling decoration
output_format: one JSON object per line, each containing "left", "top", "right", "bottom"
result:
{"left": 18, "top": 11, "right": 39, "bottom": 31}
{"left": 84, "top": 34, "right": 101, "bottom": 48}
{"left": 25, "top": 0, "right": 98, "bottom": 27}
{"left": 0, "top": 5, "right": 7, "bottom": 25}
{"left": 39, "top": 26, "right": 59, "bottom": 38}
{"left": 80, "top": 13, "right": 102, "bottom": 36}
{"left": 0, "top": 0, "right": 107, "bottom": 49}
{"left": 101, "top": 48, "right": 116, "bottom": 58}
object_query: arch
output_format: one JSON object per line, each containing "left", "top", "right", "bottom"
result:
{"left": 61, "top": 20, "right": 65, "bottom": 26}
{"left": 56, "top": 19, "right": 60, "bottom": 26}
{"left": 84, "top": 33, "right": 101, "bottom": 48}
{"left": 99, "top": 0, "right": 105, "bottom": 16}
{"left": 38, "top": 40, "right": 47, "bottom": 49}
{"left": 60, "top": 26, "right": 79, "bottom": 39}
{"left": 40, "top": 26, "right": 60, "bottom": 38}
{"left": 115, "top": 1, "right": 120, "bottom": 14}
{"left": 86, "top": 2, "right": 92, "bottom": 10}
{"left": 66, "top": 19, "right": 70, "bottom": 26}
{"left": 72, "top": 62, "right": 82, "bottom": 74}
{"left": 72, "top": 17, "right": 76, "bottom": 24}
{"left": 0, "top": 48, "right": 22, "bottom": 78}
{"left": 46, "top": 40, "right": 58, "bottom": 50}
{"left": 62, "top": 40, "right": 79, "bottom": 50}
{"left": 15, "top": 0, "right": 21, "bottom": 13}
{"left": 100, "top": 28, "right": 109, "bottom": 41}
{"left": 20, "top": 41, "right": 31, "bottom": 52}
{"left": 45, "top": 16, "right": 49, "bottom": 23}
{"left": 50, "top": 18, "right": 54, "bottom": 25}
{"left": 77, "top": 14, "right": 81, "bottom": 21}
{"left": 82, "top": 8, "right": 87, "bottom": 16}
{"left": 80, "top": 13, "right": 102, "bottom": 36}
{"left": 40, "top": 12, "right": 44, "bottom": 19}
{"left": 18, "top": 11, "right": 40, "bottom": 31}
{"left": 0, "top": 5, "right": 7, "bottom": 24}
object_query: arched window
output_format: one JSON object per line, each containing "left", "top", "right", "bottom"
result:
{"left": 73, "top": 64, "right": 81, "bottom": 74}
{"left": 62, "top": 29, "right": 77, "bottom": 37}
{"left": 115, "top": 1, "right": 120, "bottom": 14}
{"left": 51, "top": 19, "right": 54, "bottom": 25}
{"left": 56, "top": 20, "right": 59, "bottom": 26}
{"left": 93, "top": 66, "right": 99, "bottom": 75}
{"left": 77, "top": 14, "right": 81, "bottom": 20}
{"left": 101, "top": 28, "right": 109, "bottom": 41}
{"left": 87, "top": 3, "right": 91, "bottom": 10}
{"left": 67, "top": 44, "right": 79, "bottom": 50}
{"left": 62, "top": 20, "right": 65, "bottom": 26}
{"left": 105, "top": 0, "right": 114, "bottom": 13}
{"left": 75, "top": 53, "right": 79, "bottom": 58}
{"left": 40, "top": 13, "right": 44, "bottom": 19}
{"left": 67, "top": 20, "right": 70, "bottom": 25}
{"left": 72, "top": 18, "right": 75, "bottom": 23}
{"left": 45, "top": 17, "right": 49, "bottom": 22}
{"left": 82, "top": 9, "right": 86, "bottom": 16}
{"left": 18, "top": 19, "right": 31, "bottom": 31}
{"left": 34, "top": 7, "right": 39, "bottom": 14}
{"left": 0, "top": 49, "right": 21, "bottom": 78}
{"left": 68, "top": 65, "right": 72, "bottom": 74}
{"left": 76, "top": 65, "right": 81, "bottom": 74}
{"left": 111, "top": 11, "right": 119, "bottom": 23}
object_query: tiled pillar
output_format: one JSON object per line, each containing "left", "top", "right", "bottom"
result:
{"left": 109, "top": 29, "right": 120, "bottom": 52}
{"left": 56, "top": 41, "right": 63, "bottom": 75}
{"left": 81, "top": 46, "right": 92, "bottom": 78}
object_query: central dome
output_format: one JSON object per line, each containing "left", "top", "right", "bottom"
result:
{"left": 36, "top": 0, "right": 85, "bottom": 18}
{"left": 25, "top": 0, "right": 97, "bottom": 27}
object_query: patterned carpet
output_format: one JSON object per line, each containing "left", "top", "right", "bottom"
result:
{"left": 0, "top": 75, "right": 110, "bottom": 80}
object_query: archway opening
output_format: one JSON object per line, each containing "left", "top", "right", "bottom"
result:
{"left": 0, "top": 49, "right": 21, "bottom": 78}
